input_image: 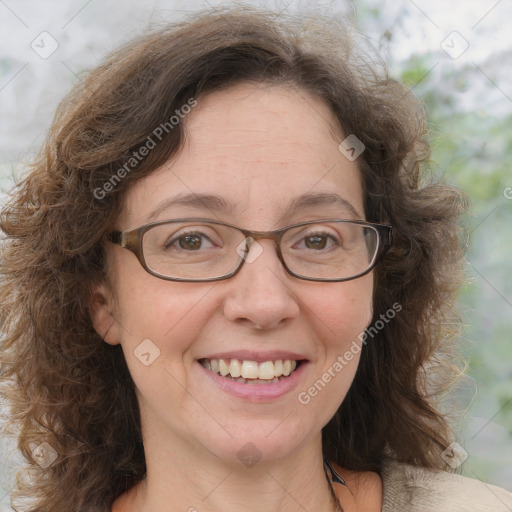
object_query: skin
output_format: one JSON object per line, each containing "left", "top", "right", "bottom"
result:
{"left": 91, "top": 82, "right": 382, "bottom": 512}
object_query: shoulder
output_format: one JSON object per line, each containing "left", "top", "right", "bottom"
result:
{"left": 381, "top": 459, "right": 512, "bottom": 512}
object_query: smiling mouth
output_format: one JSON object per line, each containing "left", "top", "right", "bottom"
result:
{"left": 199, "top": 357, "right": 303, "bottom": 384}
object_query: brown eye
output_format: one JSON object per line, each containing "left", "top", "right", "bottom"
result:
{"left": 293, "top": 231, "right": 340, "bottom": 251}
{"left": 178, "top": 234, "right": 203, "bottom": 250}
{"left": 305, "top": 235, "right": 328, "bottom": 250}
{"left": 165, "top": 231, "right": 215, "bottom": 251}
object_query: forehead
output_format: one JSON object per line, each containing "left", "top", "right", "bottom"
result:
{"left": 184, "top": 82, "right": 346, "bottom": 171}
{"left": 121, "top": 82, "right": 364, "bottom": 227}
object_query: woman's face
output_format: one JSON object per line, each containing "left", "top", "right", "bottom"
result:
{"left": 93, "top": 82, "right": 374, "bottom": 465}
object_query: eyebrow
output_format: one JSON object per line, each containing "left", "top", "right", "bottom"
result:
{"left": 147, "top": 193, "right": 237, "bottom": 221}
{"left": 285, "top": 192, "right": 362, "bottom": 220}
{"left": 146, "top": 191, "right": 363, "bottom": 222}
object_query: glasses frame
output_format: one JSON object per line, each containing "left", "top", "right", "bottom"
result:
{"left": 108, "top": 218, "right": 392, "bottom": 283}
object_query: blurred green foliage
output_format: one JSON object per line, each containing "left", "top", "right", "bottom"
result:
{"left": 394, "top": 45, "right": 512, "bottom": 488}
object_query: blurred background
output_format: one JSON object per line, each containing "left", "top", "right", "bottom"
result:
{"left": 1, "top": 0, "right": 511, "bottom": 507}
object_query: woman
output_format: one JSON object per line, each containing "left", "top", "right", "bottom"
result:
{"left": 1, "top": 6, "right": 511, "bottom": 512}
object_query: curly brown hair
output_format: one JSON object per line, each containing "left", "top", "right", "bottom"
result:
{"left": 0, "top": 6, "right": 468, "bottom": 511}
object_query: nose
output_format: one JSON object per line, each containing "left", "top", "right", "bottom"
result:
{"left": 222, "top": 239, "right": 300, "bottom": 329}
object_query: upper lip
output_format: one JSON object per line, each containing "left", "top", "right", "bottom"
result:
{"left": 199, "top": 350, "right": 309, "bottom": 363}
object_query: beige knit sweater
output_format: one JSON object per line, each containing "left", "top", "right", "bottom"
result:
{"left": 381, "top": 460, "right": 512, "bottom": 511}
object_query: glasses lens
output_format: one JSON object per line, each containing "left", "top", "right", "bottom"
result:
{"left": 142, "top": 221, "right": 245, "bottom": 280}
{"left": 281, "top": 221, "right": 379, "bottom": 280}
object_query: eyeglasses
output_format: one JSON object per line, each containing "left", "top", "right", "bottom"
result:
{"left": 108, "top": 218, "right": 392, "bottom": 282}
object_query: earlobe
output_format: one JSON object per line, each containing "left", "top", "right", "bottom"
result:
{"left": 89, "top": 283, "right": 121, "bottom": 346}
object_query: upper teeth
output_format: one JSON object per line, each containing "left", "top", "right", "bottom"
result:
{"left": 201, "top": 358, "right": 298, "bottom": 379}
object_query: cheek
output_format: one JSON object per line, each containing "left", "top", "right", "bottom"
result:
{"left": 110, "top": 267, "right": 214, "bottom": 364}
{"left": 111, "top": 284, "right": 217, "bottom": 408}
{"left": 307, "top": 281, "right": 370, "bottom": 383}
{"left": 299, "top": 280, "right": 373, "bottom": 422}
{"left": 309, "top": 276, "right": 374, "bottom": 347}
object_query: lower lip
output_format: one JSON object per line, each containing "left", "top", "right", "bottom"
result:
{"left": 196, "top": 360, "right": 309, "bottom": 402}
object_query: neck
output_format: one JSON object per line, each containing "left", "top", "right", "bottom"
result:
{"left": 123, "top": 428, "right": 338, "bottom": 512}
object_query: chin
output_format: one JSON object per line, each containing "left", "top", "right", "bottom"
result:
{"left": 190, "top": 419, "right": 312, "bottom": 467}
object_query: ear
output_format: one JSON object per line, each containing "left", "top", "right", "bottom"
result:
{"left": 89, "top": 282, "right": 121, "bottom": 346}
